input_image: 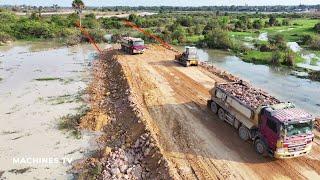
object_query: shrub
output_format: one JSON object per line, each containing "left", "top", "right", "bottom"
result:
{"left": 300, "top": 34, "right": 313, "bottom": 45}
{"left": 271, "top": 51, "right": 283, "bottom": 65}
{"left": 171, "top": 27, "right": 186, "bottom": 43}
{"left": 268, "top": 34, "right": 287, "bottom": 50}
{"left": 310, "top": 37, "right": 320, "bottom": 50}
{"left": 82, "top": 13, "right": 99, "bottom": 29}
{"left": 51, "top": 15, "right": 68, "bottom": 27}
{"left": 283, "top": 50, "right": 295, "bottom": 66}
{"left": 314, "top": 23, "right": 320, "bottom": 34}
{"left": 204, "top": 28, "right": 233, "bottom": 49}
{"left": 0, "top": 32, "right": 13, "bottom": 43}
{"left": 253, "top": 19, "right": 263, "bottom": 29}
{"left": 83, "top": 29, "right": 106, "bottom": 43}
{"left": 13, "top": 20, "right": 55, "bottom": 39}
{"left": 282, "top": 19, "right": 291, "bottom": 26}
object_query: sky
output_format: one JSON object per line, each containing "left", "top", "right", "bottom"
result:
{"left": 0, "top": 0, "right": 319, "bottom": 7}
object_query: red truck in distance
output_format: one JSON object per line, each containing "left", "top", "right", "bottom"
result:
{"left": 120, "top": 37, "right": 146, "bottom": 55}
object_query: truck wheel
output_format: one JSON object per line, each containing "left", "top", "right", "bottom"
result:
{"left": 254, "top": 139, "right": 267, "bottom": 156}
{"left": 210, "top": 101, "right": 218, "bottom": 114}
{"left": 239, "top": 126, "right": 250, "bottom": 141}
{"left": 217, "top": 108, "right": 225, "bottom": 121}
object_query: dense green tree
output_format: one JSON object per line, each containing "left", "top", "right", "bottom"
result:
{"left": 172, "top": 26, "right": 186, "bottom": 43}
{"left": 268, "top": 16, "right": 276, "bottom": 26}
{"left": 202, "top": 20, "right": 219, "bottom": 35}
{"left": 253, "top": 19, "right": 263, "bottom": 29}
{"left": 177, "top": 16, "right": 193, "bottom": 27}
{"left": 204, "top": 28, "right": 233, "bottom": 49}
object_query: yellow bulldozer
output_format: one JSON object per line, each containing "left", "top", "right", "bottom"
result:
{"left": 175, "top": 46, "right": 199, "bottom": 67}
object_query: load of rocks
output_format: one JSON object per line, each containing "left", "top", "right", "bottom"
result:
{"left": 199, "top": 62, "right": 240, "bottom": 82}
{"left": 102, "top": 133, "right": 159, "bottom": 180}
{"left": 218, "top": 82, "right": 280, "bottom": 109}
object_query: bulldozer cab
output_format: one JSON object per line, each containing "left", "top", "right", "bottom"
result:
{"left": 184, "top": 46, "right": 198, "bottom": 60}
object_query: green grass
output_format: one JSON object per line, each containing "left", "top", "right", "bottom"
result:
{"left": 311, "top": 58, "right": 319, "bottom": 66}
{"left": 241, "top": 50, "right": 304, "bottom": 66}
{"left": 186, "top": 35, "right": 204, "bottom": 43}
{"left": 242, "top": 50, "right": 273, "bottom": 64}
{"left": 262, "top": 19, "right": 319, "bottom": 42}
{"left": 229, "top": 31, "right": 259, "bottom": 42}
{"left": 58, "top": 105, "right": 89, "bottom": 139}
{"left": 34, "top": 77, "right": 63, "bottom": 81}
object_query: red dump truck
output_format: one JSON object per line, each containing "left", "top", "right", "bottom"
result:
{"left": 120, "top": 37, "right": 145, "bottom": 55}
{"left": 207, "top": 81, "right": 315, "bottom": 158}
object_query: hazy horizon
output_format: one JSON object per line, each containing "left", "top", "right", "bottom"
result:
{"left": 0, "top": 0, "right": 320, "bottom": 7}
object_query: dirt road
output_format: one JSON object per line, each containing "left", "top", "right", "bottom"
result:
{"left": 116, "top": 45, "right": 320, "bottom": 179}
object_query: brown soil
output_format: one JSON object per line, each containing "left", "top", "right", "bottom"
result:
{"left": 78, "top": 44, "right": 320, "bottom": 179}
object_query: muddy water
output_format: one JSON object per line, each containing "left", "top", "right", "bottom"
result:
{"left": 185, "top": 47, "right": 320, "bottom": 117}
{"left": 0, "top": 42, "right": 99, "bottom": 179}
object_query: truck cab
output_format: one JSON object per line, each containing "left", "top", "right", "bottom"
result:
{"left": 257, "top": 103, "right": 314, "bottom": 158}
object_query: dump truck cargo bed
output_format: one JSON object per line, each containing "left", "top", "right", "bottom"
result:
{"left": 217, "top": 82, "right": 280, "bottom": 110}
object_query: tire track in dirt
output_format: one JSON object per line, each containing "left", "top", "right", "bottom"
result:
{"left": 117, "top": 45, "right": 320, "bottom": 179}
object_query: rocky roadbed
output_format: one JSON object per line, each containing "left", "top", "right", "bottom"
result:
{"left": 74, "top": 50, "right": 172, "bottom": 179}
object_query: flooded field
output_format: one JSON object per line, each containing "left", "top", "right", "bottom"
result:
{"left": 193, "top": 47, "right": 320, "bottom": 117}
{"left": 0, "top": 42, "right": 99, "bottom": 179}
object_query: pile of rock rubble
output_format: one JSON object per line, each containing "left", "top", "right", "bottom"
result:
{"left": 218, "top": 82, "right": 280, "bottom": 109}
{"left": 102, "top": 133, "right": 164, "bottom": 179}
{"left": 199, "top": 62, "right": 240, "bottom": 82}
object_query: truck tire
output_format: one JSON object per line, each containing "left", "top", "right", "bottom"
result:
{"left": 210, "top": 101, "right": 218, "bottom": 114}
{"left": 217, "top": 108, "right": 225, "bottom": 121}
{"left": 239, "top": 125, "right": 250, "bottom": 141}
{"left": 254, "top": 139, "right": 267, "bottom": 156}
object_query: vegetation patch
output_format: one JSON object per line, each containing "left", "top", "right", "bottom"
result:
{"left": 58, "top": 105, "right": 89, "bottom": 139}
{"left": 242, "top": 50, "right": 272, "bottom": 64}
{"left": 8, "top": 167, "right": 32, "bottom": 174}
{"left": 1, "top": 130, "right": 19, "bottom": 135}
{"left": 45, "top": 92, "right": 83, "bottom": 105}
{"left": 34, "top": 77, "right": 63, "bottom": 81}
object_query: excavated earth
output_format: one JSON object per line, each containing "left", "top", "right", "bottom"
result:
{"left": 79, "top": 45, "right": 320, "bottom": 179}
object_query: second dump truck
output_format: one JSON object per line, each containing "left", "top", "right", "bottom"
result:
{"left": 208, "top": 81, "right": 315, "bottom": 158}
{"left": 120, "top": 37, "right": 146, "bottom": 55}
